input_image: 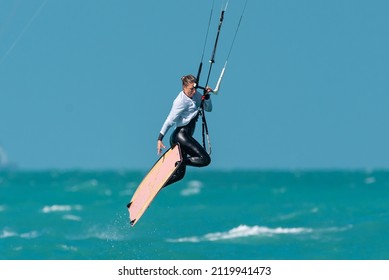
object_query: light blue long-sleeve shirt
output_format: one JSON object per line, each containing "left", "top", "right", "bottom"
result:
{"left": 160, "top": 90, "right": 212, "bottom": 137}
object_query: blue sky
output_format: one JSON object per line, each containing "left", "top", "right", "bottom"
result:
{"left": 1, "top": 0, "right": 388, "bottom": 170}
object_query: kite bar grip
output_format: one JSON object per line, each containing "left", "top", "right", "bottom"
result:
{"left": 213, "top": 61, "right": 227, "bottom": 95}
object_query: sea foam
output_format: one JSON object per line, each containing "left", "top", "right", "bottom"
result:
{"left": 167, "top": 224, "right": 314, "bottom": 243}
{"left": 41, "top": 204, "right": 82, "bottom": 213}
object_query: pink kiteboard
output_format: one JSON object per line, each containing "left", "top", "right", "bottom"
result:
{"left": 127, "top": 145, "right": 182, "bottom": 226}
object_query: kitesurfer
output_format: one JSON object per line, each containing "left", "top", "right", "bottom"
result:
{"left": 157, "top": 74, "right": 213, "bottom": 186}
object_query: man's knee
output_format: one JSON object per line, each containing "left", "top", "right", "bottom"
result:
{"left": 202, "top": 154, "right": 211, "bottom": 167}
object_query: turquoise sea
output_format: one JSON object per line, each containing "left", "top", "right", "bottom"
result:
{"left": 1, "top": 169, "right": 388, "bottom": 260}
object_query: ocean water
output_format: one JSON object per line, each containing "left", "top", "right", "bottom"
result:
{"left": 0, "top": 169, "right": 388, "bottom": 260}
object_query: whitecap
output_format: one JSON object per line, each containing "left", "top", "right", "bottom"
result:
{"left": 0, "top": 205, "right": 6, "bottom": 212}
{"left": 167, "top": 224, "right": 314, "bottom": 243}
{"left": 278, "top": 212, "right": 301, "bottom": 221}
{"left": 171, "top": 236, "right": 201, "bottom": 243}
{"left": 41, "top": 204, "right": 83, "bottom": 213}
{"left": 364, "top": 177, "right": 376, "bottom": 184}
{"left": 58, "top": 245, "right": 78, "bottom": 252}
{"left": 1, "top": 228, "right": 40, "bottom": 239}
{"left": 62, "top": 214, "right": 82, "bottom": 221}
{"left": 318, "top": 225, "right": 353, "bottom": 233}
{"left": 0, "top": 229, "right": 18, "bottom": 239}
{"left": 66, "top": 179, "right": 99, "bottom": 192}
{"left": 180, "top": 180, "right": 203, "bottom": 196}
{"left": 20, "top": 230, "right": 40, "bottom": 239}
{"left": 204, "top": 225, "right": 313, "bottom": 240}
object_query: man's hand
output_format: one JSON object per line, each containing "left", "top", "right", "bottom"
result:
{"left": 157, "top": 140, "right": 166, "bottom": 155}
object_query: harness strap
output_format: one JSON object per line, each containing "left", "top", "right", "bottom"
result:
{"left": 200, "top": 105, "right": 211, "bottom": 155}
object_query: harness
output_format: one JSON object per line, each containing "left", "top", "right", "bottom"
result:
{"left": 200, "top": 95, "right": 211, "bottom": 155}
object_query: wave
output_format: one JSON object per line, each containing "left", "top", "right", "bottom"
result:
{"left": 0, "top": 229, "right": 17, "bottom": 239}
{"left": 62, "top": 214, "right": 82, "bottom": 221}
{"left": 1, "top": 228, "right": 40, "bottom": 239}
{"left": 167, "top": 224, "right": 351, "bottom": 243}
{"left": 20, "top": 230, "right": 40, "bottom": 239}
{"left": 180, "top": 180, "right": 203, "bottom": 196}
{"left": 67, "top": 225, "right": 127, "bottom": 241}
{"left": 41, "top": 204, "right": 83, "bottom": 213}
{"left": 58, "top": 244, "right": 78, "bottom": 252}
{"left": 65, "top": 179, "right": 99, "bottom": 192}
{"left": 364, "top": 176, "right": 376, "bottom": 184}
